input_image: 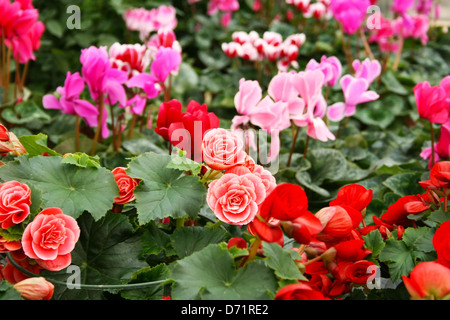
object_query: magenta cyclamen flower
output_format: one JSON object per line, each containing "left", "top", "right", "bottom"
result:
{"left": 330, "top": 0, "right": 371, "bottom": 34}
{"left": 392, "top": 0, "right": 415, "bottom": 15}
{"left": 414, "top": 81, "right": 449, "bottom": 124}
{"left": 151, "top": 47, "right": 182, "bottom": 84}
{"left": 420, "top": 121, "right": 450, "bottom": 168}
{"left": 42, "top": 71, "right": 98, "bottom": 128}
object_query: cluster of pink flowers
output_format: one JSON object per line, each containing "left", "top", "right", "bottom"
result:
{"left": 0, "top": 0, "right": 45, "bottom": 64}
{"left": 123, "top": 5, "right": 177, "bottom": 41}
{"left": 285, "top": 0, "right": 332, "bottom": 20}
{"left": 416, "top": 76, "right": 450, "bottom": 168}
{"left": 231, "top": 56, "right": 380, "bottom": 161}
{"left": 204, "top": 128, "right": 276, "bottom": 225}
{"left": 43, "top": 40, "right": 182, "bottom": 137}
{"left": 222, "top": 30, "right": 306, "bottom": 71}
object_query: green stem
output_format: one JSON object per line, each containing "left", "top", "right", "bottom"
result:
{"left": 75, "top": 114, "right": 80, "bottom": 152}
{"left": 5, "top": 252, "right": 166, "bottom": 291}
{"left": 91, "top": 93, "right": 104, "bottom": 156}
{"left": 240, "top": 236, "right": 261, "bottom": 268}
{"left": 287, "top": 123, "right": 300, "bottom": 167}
{"left": 430, "top": 121, "right": 435, "bottom": 168}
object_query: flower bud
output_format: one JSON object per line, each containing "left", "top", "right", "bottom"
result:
{"left": 13, "top": 277, "right": 54, "bottom": 300}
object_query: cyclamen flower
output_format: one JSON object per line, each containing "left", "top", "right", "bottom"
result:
{"left": 123, "top": 5, "right": 177, "bottom": 41}
{"left": 151, "top": 47, "right": 182, "bottom": 84}
{"left": 305, "top": 55, "right": 342, "bottom": 87}
{"left": 42, "top": 71, "right": 99, "bottom": 129}
{"left": 414, "top": 81, "right": 449, "bottom": 124}
{"left": 420, "top": 121, "right": 450, "bottom": 168}
{"left": 330, "top": 0, "right": 371, "bottom": 34}
{"left": 392, "top": 0, "right": 415, "bottom": 15}
{"left": 109, "top": 43, "right": 150, "bottom": 78}
{"left": 327, "top": 74, "right": 380, "bottom": 122}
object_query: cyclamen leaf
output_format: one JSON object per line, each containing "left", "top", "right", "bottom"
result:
{"left": 127, "top": 152, "right": 206, "bottom": 225}
{"left": 171, "top": 244, "right": 278, "bottom": 300}
{"left": 0, "top": 155, "right": 118, "bottom": 220}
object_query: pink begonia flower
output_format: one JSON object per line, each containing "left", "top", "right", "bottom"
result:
{"left": 202, "top": 128, "right": 247, "bottom": 170}
{"left": 420, "top": 121, "right": 450, "bottom": 168}
{"left": 22, "top": 207, "right": 80, "bottom": 272}
{"left": 352, "top": 58, "right": 382, "bottom": 85}
{"left": 330, "top": 0, "right": 371, "bottom": 34}
{"left": 392, "top": 0, "right": 415, "bottom": 15}
{"left": 206, "top": 173, "right": 266, "bottom": 225}
{"left": 291, "top": 70, "right": 335, "bottom": 142}
{"left": 327, "top": 74, "right": 379, "bottom": 122}
{"left": 414, "top": 81, "right": 449, "bottom": 124}
{"left": 305, "top": 55, "right": 342, "bottom": 87}
{"left": 43, "top": 71, "right": 98, "bottom": 128}
{"left": 150, "top": 47, "right": 182, "bottom": 84}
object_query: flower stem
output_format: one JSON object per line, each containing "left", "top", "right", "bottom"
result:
{"left": 91, "top": 93, "right": 104, "bottom": 156}
{"left": 393, "top": 35, "right": 404, "bottom": 71}
{"left": 303, "top": 134, "right": 310, "bottom": 158}
{"left": 287, "top": 123, "right": 300, "bottom": 167}
{"left": 239, "top": 236, "right": 261, "bottom": 268}
{"left": 430, "top": 121, "right": 435, "bottom": 168}
{"left": 359, "top": 27, "right": 375, "bottom": 60}
{"left": 128, "top": 113, "right": 138, "bottom": 140}
{"left": 75, "top": 114, "right": 80, "bottom": 152}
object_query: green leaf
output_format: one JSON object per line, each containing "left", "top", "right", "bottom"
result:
{"left": 141, "top": 223, "right": 173, "bottom": 257}
{"left": 0, "top": 156, "right": 118, "bottom": 220}
{"left": 171, "top": 244, "right": 278, "bottom": 300}
{"left": 46, "top": 19, "right": 64, "bottom": 38}
{"left": 0, "top": 281, "right": 22, "bottom": 300}
{"left": 2, "top": 101, "right": 51, "bottom": 124}
{"left": 127, "top": 152, "right": 206, "bottom": 225}
{"left": 381, "top": 70, "right": 408, "bottom": 95}
{"left": 402, "top": 227, "right": 435, "bottom": 254}
{"left": 61, "top": 152, "right": 101, "bottom": 168}
{"left": 262, "top": 242, "right": 307, "bottom": 281}
{"left": 379, "top": 238, "right": 415, "bottom": 282}
{"left": 44, "top": 212, "right": 148, "bottom": 300}
{"left": 166, "top": 148, "right": 202, "bottom": 176}
{"left": 120, "top": 264, "right": 170, "bottom": 300}
{"left": 171, "top": 226, "right": 229, "bottom": 259}
{"left": 382, "top": 173, "right": 424, "bottom": 197}
{"left": 306, "top": 148, "right": 348, "bottom": 184}
{"left": 362, "top": 229, "right": 386, "bottom": 258}
{"left": 18, "top": 134, "right": 61, "bottom": 157}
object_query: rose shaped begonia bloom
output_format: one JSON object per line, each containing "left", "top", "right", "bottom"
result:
{"left": 13, "top": 277, "right": 54, "bottom": 300}
{"left": 402, "top": 261, "right": 450, "bottom": 300}
{"left": 206, "top": 173, "right": 266, "bottom": 225}
{"left": 433, "top": 221, "right": 450, "bottom": 269}
{"left": 154, "top": 99, "right": 184, "bottom": 141}
{"left": 0, "top": 181, "right": 31, "bottom": 229}
{"left": 275, "top": 283, "right": 329, "bottom": 300}
{"left": 202, "top": 128, "right": 247, "bottom": 171}
{"left": 112, "top": 167, "right": 140, "bottom": 205}
{"left": 345, "top": 260, "right": 377, "bottom": 285}
{"left": 22, "top": 207, "right": 81, "bottom": 271}
{"left": 252, "top": 165, "right": 277, "bottom": 195}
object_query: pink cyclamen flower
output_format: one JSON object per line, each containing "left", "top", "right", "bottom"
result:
{"left": 420, "top": 121, "right": 450, "bottom": 168}
{"left": 151, "top": 47, "right": 182, "bottom": 84}
{"left": 414, "top": 81, "right": 449, "bottom": 124}
{"left": 392, "top": 0, "right": 415, "bottom": 15}
{"left": 291, "top": 70, "right": 336, "bottom": 142}
{"left": 327, "top": 74, "right": 379, "bottom": 122}
{"left": 22, "top": 207, "right": 81, "bottom": 271}
{"left": 202, "top": 128, "right": 247, "bottom": 171}
{"left": 206, "top": 173, "right": 266, "bottom": 225}
{"left": 330, "top": 0, "right": 371, "bottom": 34}
{"left": 42, "top": 71, "right": 99, "bottom": 128}
{"left": 305, "top": 55, "right": 342, "bottom": 87}
{"left": 352, "top": 58, "right": 382, "bottom": 85}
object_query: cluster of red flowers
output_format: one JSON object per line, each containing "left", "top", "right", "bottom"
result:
{"left": 154, "top": 99, "right": 220, "bottom": 162}
{"left": 227, "top": 160, "right": 450, "bottom": 300}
